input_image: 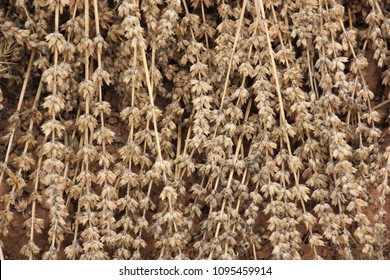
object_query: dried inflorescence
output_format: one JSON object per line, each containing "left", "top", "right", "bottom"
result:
{"left": 0, "top": 0, "right": 389, "bottom": 260}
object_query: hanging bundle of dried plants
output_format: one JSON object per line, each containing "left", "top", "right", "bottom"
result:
{"left": 0, "top": 0, "right": 389, "bottom": 260}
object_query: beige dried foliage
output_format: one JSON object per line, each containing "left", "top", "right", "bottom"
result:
{"left": 0, "top": 0, "right": 389, "bottom": 260}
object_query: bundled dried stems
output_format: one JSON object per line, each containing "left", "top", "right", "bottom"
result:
{"left": 0, "top": 0, "right": 389, "bottom": 260}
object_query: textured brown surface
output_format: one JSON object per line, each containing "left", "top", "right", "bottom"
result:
{"left": 0, "top": 60, "right": 389, "bottom": 259}
{"left": 0, "top": 0, "right": 390, "bottom": 260}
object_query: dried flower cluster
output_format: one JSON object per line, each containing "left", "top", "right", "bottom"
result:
{"left": 0, "top": 0, "right": 389, "bottom": 260}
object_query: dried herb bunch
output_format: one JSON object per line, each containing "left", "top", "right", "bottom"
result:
{"left": 0, "top": 0, "right": 389, "bottom": 260}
